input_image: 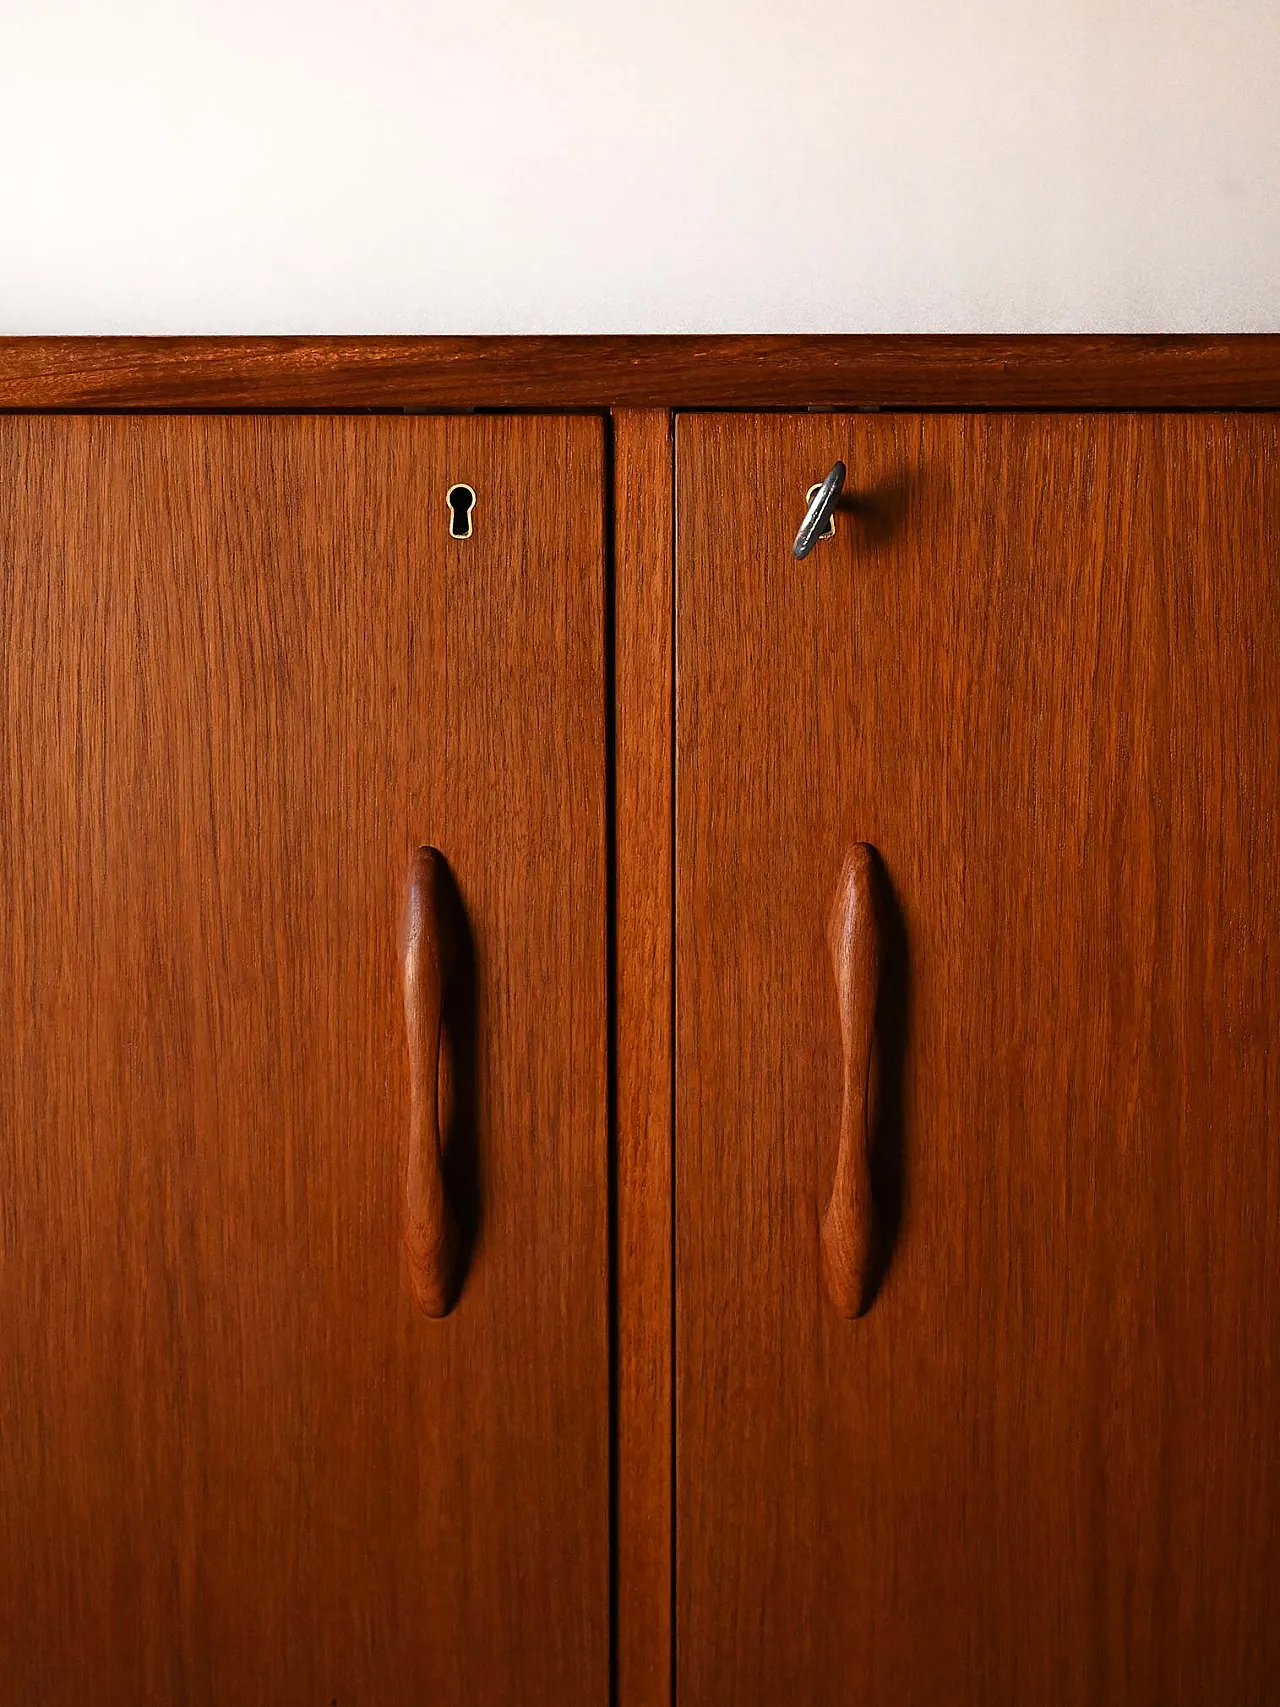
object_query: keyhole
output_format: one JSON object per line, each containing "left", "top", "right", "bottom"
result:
{"left": 447, "top": 484, "right": 476, "bottom": 540}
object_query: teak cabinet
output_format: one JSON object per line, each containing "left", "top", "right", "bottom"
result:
{"left": 0, "top": 413, "right": 609, "bottom": 1703}
{"left": 675, "top": 411, "right": 1280, "bottom": 1705}
{"left": 2, "top": 338, "right": 1279, "bottom": 1707}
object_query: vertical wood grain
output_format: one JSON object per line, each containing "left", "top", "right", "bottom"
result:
{"left": 613, "top": 408, "right": 675, "bottom": 1707}
{"left": 0, "top": 413, "right": 608, "bottom": 1704}
{"left": 675, "top": 411, "right": 1280, "bottom": 1707}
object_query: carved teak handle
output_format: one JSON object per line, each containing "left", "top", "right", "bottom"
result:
{"left": 821, "top": 844, "right": 886, "bottom": 1317}
{"left": 402, "top": 847, "right": 460, "bottom": 1317}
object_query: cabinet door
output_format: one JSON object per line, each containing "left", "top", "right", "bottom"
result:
{"left": 0, "top": 414, "right": 607, "bottom": 1703}
{"left": 675, "top": 412, "right": 1280, "bottom": 1705}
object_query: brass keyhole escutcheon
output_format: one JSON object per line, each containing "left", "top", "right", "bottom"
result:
{"left": 447, "top": 484, "right": 476, "bottom": 539}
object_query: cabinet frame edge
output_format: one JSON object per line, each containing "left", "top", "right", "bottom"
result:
{"left": 2, "top": 335, "right": 1280, "bottom": 410}
{"left": 612, "top": 407, "right": 676, "bottom": 1707}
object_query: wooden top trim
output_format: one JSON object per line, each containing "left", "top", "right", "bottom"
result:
{"left": 1, "top": 335, "right": 1278, "bottom": 410}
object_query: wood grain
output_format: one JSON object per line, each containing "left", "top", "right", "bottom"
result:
{"left": 612, "top": 408, "right": 674, "bottom": 1707}
{"left": 2, "top": 335, "right": 1280, "bottom": 409}
{"left": 0, "top": 413, "right": 608, "bottom": 1703}
{"left": 675, "top": 410, "right": 1280, "bottom": 1705}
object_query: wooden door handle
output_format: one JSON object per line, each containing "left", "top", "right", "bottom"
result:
{"left": 821, "top": 843, "right": 886, "bottom": 1317}
{"left": 402, "top": 847, "right": 461, "bottom": 1317}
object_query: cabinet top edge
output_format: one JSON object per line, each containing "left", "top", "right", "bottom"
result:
{"left": 2, "top": 335, "right": 1279, "bottom": 410}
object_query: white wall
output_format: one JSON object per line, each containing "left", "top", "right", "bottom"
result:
{"left": 1, "top": 0, "right": 1277, "bottom": 333}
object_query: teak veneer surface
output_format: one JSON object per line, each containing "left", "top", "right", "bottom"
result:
{"left": 0, "top": 413, "right": 608, "bottom": 1705}
{"left": 612, "top": 409, "right": 675, "bottom": 1707}
{"left": 1, "top": 334, "right": 1279, "bottom": 409}
{"left": 675, "top": 410, "right": 1280, "bottom": 1707}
